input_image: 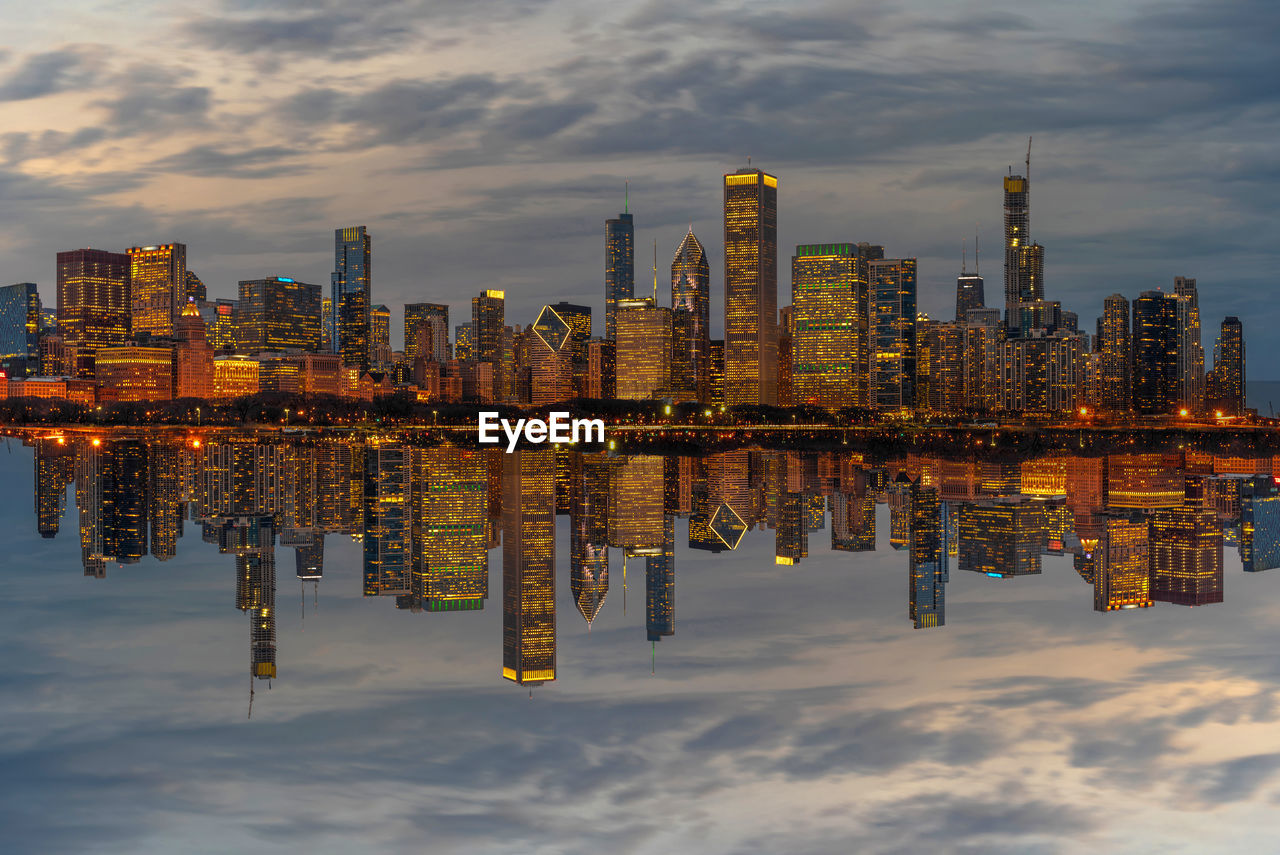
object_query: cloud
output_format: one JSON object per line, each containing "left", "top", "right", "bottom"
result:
{"left": 0, "top": 48, "right": 102, "bottom": 102}
{"left": 150, "top": 145, "right": 311, "bottom": 179}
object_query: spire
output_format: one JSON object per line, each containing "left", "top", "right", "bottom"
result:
{"left": 975, "top": 229, "right": 980, "bottom": 276}
{"left": 962, "top": 238, "right": 967, "bottom": 276}
{"left": 624, "top": 180, "right": 629, "bottom": 215}
{"left": 652, "top": 239, "right": 658, "bottom": 303}
{"left": 651, "top": 640, "right": 656, "bottom": 676}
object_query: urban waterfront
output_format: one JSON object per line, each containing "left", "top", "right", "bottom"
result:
{"left": 6, "top": 430, "right": 1280, "bottom": 852}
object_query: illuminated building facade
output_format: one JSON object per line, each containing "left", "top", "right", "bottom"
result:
{"left": 174, "top": 299, "right": 214, "bottom": 399}
{"left": 958, "top": 498, "right": 1044, "bottom": 577}
{"left": 363, "top": 444, "right": 411, "bottom": 597}
{"left": 95, "top": 346, "right": 173, "bottom": 401}
{"left": 471, "top": 290, "right": 505, "bottom": 366}
{"left": 1240, "top": 476, "right": 1280, "bottom": 573}
{"left": 996, "top": 332, "right": 1083, "bottom": 414}
{"left": 917, "top": 321, "right": 965, "bottom": 414}
{"left": 371, "top": 303, "right": 391, "bottom": 368}
{"left": 1002, "top": 171, "right": 1044, "bottom": 334}
{"left": 790, "top": 243, "right": 869, "bottom": 408}
{"left": 1106, "top": 453, "right": 1184, "bottom": 509}
{"left": 586, "top": 339, "right": 616, "bottom": 399}
{"left": 1093, "top": 515, "right": 1153, "bottom": 611}
{"left": 869, "top": 257, "right": 917, "bottom": 411}
{"left": 332, "top": 226, "right": 371, "bottom": 369}
{"left": 128, "top": 243, "right": 186, "bottom": 338}
{"left": 502, "top": 448, "right": 557, "bottom": 685}
{"left": 831, "top": 492, "right": 875, "bottom": 552}
{"left": 1150, "top": 507, "right": 1223, "bottom": 606}
{"left": 57, "top": 248, "right": 131, "bottom": 368}
{"left": 723, "top": 168, "right": 778, "bottom": 406}
{"left": 1132, "top": 290, "right": 1178, "bottom": 415}
{"left": 646, "top": 516, "right": 676, "bottom": 642}
{"left": 529, "top": 304, "right": 575, "bottom": 404}
{"left": 956, "top": 271, "right": 984, "bottom": 322}
{"left": 615, "top": 298, "right": 672, "bottom": 400}
{"left": 1172, "top": 277, "right": 1205, "bottom": 414}
{"left": 1207, "top": 316, "right": 1244, "bottom": 416}
{"left": 1098, "top": 294, "right": 1131, "bottom": 413}
{"left": 236, "top": 277, "right": 323, "bottom": 353}
{"left": 405, "top": 302, "right": 449, "bottom": 363}
{"left": 0, "top": 282, "right": 41, "bottom": 377}
{"left": 671, "top": 229, "right": 711, "bottom": 402}
{"left": 909, "top": 481, "right": 946, "bottom": 628}
{"left": 213, "top": 356, "right": 261, "bottom": 399}
{"left": 454, "top": 322, "right": 473, "bottom": 362}
{"left": 609, "top": 455, "right": 666, "bottom": 550}
{"left": 605, "top": 208, "right": 634, "bottom": 341}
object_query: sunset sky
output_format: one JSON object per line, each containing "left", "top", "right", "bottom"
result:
{"left": 1, "top": 0, "right": 1276, "bottom": 363}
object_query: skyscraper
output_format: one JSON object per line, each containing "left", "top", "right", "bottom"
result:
{"left": 363, "top": 444, "right": 411, "bottom": 597}
{"left": 0, "top": 283, "right": 41, "bottom": 377}
{"left": 405, "top": 302, "right": 449, "bottom": 363}
{"left": 671, "top": 228, "right": 711, "bottom": 402}
{"left": 332, "top": 226, "right": 371, "bottom": 369}
{"left": 1098, "top": 294, "right": 1131, "bottom": 413}
{"left": 1172, "top": 277, "right": 1205, "bottom": 414}
{"left": 723, "top": 167, "right": 779, "bottom": 406}
{"left": 615, "top": 298, "right": 672, "bottom": 400}
{"left": 471, "top": 290, "right": 505, "bottom": 364}
{"left": 128, "top": 243, "right": 187, "bottom": 338}
{"left": 605, "top": 206, "right": 634, "bottom": 341}
{"left": 56, "top": 248, "right": 131, "bottom": 372}
{"left": 869, "top": 257, "right": 917, "bottom": 411}
{"left": 956, "top": 248, "right": 985, "bottom": 323}
{"left": 236, "top": 277, "right": 323, "bottom": 353}
{"left": 410, "top": 447, "right": 488, "bottom": 611}
{"left": 1208, "top": 316, "right": 1244, "bottom": 416}
{"left": 1002, "top": 162, "right": 1044, "bottom": 335}
{"left": 371, "top": 303, "right": 392, "bottom": 368}
{"left": 502, "top": 448, "right": 557, "bottom": 686}
{"left": 1132, "top": 290, "right": 1178, "bottom": 415}
{"left": 790, "top": 243, "right": 870, "bottom": 408}
{"left": 908, "top": 480, "right": 946, "bottom": 628}
{"left": 529, "top": 304, "right": 576, "bottom": 404}
{"left": 1150, "top": 507, "right": 1223, "bottom": 606}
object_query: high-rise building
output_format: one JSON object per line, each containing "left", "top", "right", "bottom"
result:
{"left": 454, "top": 322, "right": 474, "bottom": 362}
{"left": 908, "top": 481, "right": 946, "bottom": 628}
{"left": 1093, "top": 514, "right": 1153, "bottom": 611}
{"left": 646, "top": 516, "right": 676, "bottom": 643}
{"left": 956, "top": 259, "right": 984, "bottom": 322}
{"left": 1132, "top": 290, "right": 1179, "bottom": 415}
{"left": 586, "top": 339, "right": 616, "bottom": 400}
{"left": 128, "top": 243, "right": 187, "bottom": 338}
{"left": 869, "top": 258, "right": 917, "bottom": 411}
{"left": 917, "top": 321, "right": 966, "bottom": 414}
{"left": 502, "top": 448, "right": 557, "bottom": 686}
{"left": 1097, "top": 294, "right": 1131, "bottom": 413}
{"left": 615, "top": 298, "right": 672, "bottom": 400}
{"left": 790, "top": 243, "right": 870, "bottom": 408}
{"left": 363, "top": 444, "right": 411, "bottom": 597}
{"left": 1241, "top": 476, "right": 1280, "bottom": 573}
{"left": 529, "top": 304, "right": 576, "bottom": 404}
{"left": 958, "top": 498, "right": 1044, "bottom": 577}
{"left": 56, "top": 248, "right": 131, "bottom": 373}
{"left": 1207, "top": 316, "right": 1244, "bottom": 416}
{"left": 1150, "top": 507, "right": 1223, "bottom": 606}
{"left": 471, "top": 290, "right": 504, "bottom": 364}
{"left": 410, "top": 447, "right": 488, "bottom": 611}
{"left": 671, "top": 229, "right": 711, "bottom": 402}
{"left": 174, "top": 299, "right": 214, "bottom": 399}
{"left": 723, "top": 168, "right": 778, "bottom": 406}
{"left": 332, "top": 226, "right": 371, "bottom": 369}
{"left": 1172, "top": 277, "right": 1205, "bottom": 414}
{"left": 370, "top": 303, "right": 392, "bottom": 368}
{"left": 1002, "top": 163, "right": 1044, "bottom": 335}
{"left": 184, "top": 270, "right": 206, "bottom": 303}
{"left": 236, "top": 277, "right": 323, "bottom": 353}
{"left": 95, "top": 346, "right": 174, "bottom": 401}
{"left": 605, "top": 207, "right": 635, "bottom": 341}
{"left": 0, "top": 283, "right": 41, "bottom": 377}
{"left": 405, "top": 302, "right": 449, "bottom": 363}
{"left": 995, "top": 332, "right": 1084, "bottom": 414}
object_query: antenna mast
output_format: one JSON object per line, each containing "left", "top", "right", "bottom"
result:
{"left": 962, "top": 238, "right": 967, "bottom": 275}
{"left": 652, "top": 239, "right": 658, "bottom": 303}
{"left": 624, "top": 180, "right": 629, "bottom": 214}
{"left": 975, "top": 229, "right": 980, "bottom": 276}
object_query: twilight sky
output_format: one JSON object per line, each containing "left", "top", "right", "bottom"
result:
{"left": 1, "top": 0, "right": 1276, "bottom": 366}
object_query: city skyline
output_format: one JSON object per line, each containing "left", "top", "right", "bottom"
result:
{"left": 1, "top": 1, "right": 1276, "bottom": 367}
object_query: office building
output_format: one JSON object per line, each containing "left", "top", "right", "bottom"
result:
{"left": 1132, "top": 290, "right": 1178, "bottom": 415}
{"left": 364, "top": 444, "right": 411, "bottom": 597}
{"left": 1150, "top": 507, "right": 1223, "bottom": 606}
{"left": 605, "top": 206, "right": 634, "bottom": 341}
{"left": 128, "top": 243, "right": 186, "bottom": 338}
{"left": 869, "top": 257, "right": 917, "bottom": 411}
{"left": 502, "top": 448, "right": 557, "bottom": 685}
{"left": 1207, "top": 316, "right": 1244, "bottom": 416}
{"left": 236, "top": 277, "right": 323, "bottom": 353}
{"left": 56, "top": 248, "right": 131, "bottom": 372}
{"left": 405, "top": 302, "right": 449, "bottom": 363}
{"left": 1173, "top": 277, "right": 1205, "bottom": 414}
{"left": 1097, "top": 294, "right": 1131, "bottom": 413}
{"left": 723, "top": 168, "right": 778, "bottom": 405}
{"left": 95, "top": 346, "right": 173, "bottom": 401}
{"left": 174, "top": 299, "right": 214, "bottom": 398}
{"left": 615, "top": 298, "right": 672, "bottom": 400}
{"left": 332, "top": 226, "right": 371, "bottom": 369}
{"left": 671, "top": 228, "right": 711, "bottom": 402}
{"left": 0, "top": 283, "right": 40, "bottom": 377}
{"left": 790, "top": 242, "right": 870, "bottom": 408}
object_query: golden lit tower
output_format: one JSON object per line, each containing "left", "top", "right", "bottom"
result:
{"left": 236, "top": 277, "right": 323, "bottom": 353}
{"left": 1150, "top": 507, "right": 1223, "bottom": 606}
{"left": 128, "top": 243, "right": 186, "bottom": 338}
{"left": 723, "top": 167, "right": 778, "bottom": 405}
{"left": 471, "top": 289, "right": 505, "bottom": 365}
{"left": 1093, "top": 514, "right": 1153, "bottom": 611}
{"left": 411, "top": 446, "right": 488, "bottom": 611}
{"left": 1002, "top": 143, "right": 1045, "bottom": 335}
{"left": 405, "top": 303, "right": 449, "bottom": 363}
{"left": 615, "top": 298, "right": 672, "bottom": 400}
{"left": 502, "top": 448, "right": 557, "bottom": 685}
{"left": 1098, "top": 294, "right": 1131, "bottom": 413}
{"left": 790, "top": 243, "right": 870, "bottom": 408}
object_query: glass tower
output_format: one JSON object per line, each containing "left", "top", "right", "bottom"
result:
{"left": 671, "top": 228, "right": 710, "bottom": 402}
{"left": 332, "top": 226, "right": 371, "bottom": 370}
{"left": 604, "top": 209, "right": 634, "bottom": 341}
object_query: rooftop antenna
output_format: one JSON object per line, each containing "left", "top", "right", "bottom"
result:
{"left": 300, "top": 580, "right": 305, "bottom": 630}
{"left": 247, "top": 676, "right": 254, "bottom": 720}
{"left": 975, "top": 229, "right": 980, "bottom": 276}
{"left": 652, "top": 239, "right": 658, "bottom": 303}
{"left": 747, "top": 155, "right": 752, "bottom": 167}
{"left": 1026, "top": 136, "right": 1032, "bottom": 180}
{"left": 624, "top": 180, "right": 629, "bottom": 215}
{"left": 622, "top": 552, "right": 628, "bottom": 616}
{"left": 962, "top": 238, "right": 967, "bottom": 275}
{"left": 651, "top": 640, "right": 656, "bottom": 676}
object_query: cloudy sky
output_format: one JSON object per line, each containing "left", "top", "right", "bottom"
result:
{"left": 1, "top": 0, "right": 1276, "bottom": 366}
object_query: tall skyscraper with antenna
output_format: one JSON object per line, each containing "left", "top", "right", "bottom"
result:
{"left": 955, "top": 236, "right": 984, "bottom": 321}
{"left": 604, "top": 186, "right": 635, "bottom": 341}
{"left": 1003, "top": 139, "right": 1044, "bottom": 335}
{"left": 723, "top": 167, "right": 778, "bottom": 406}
